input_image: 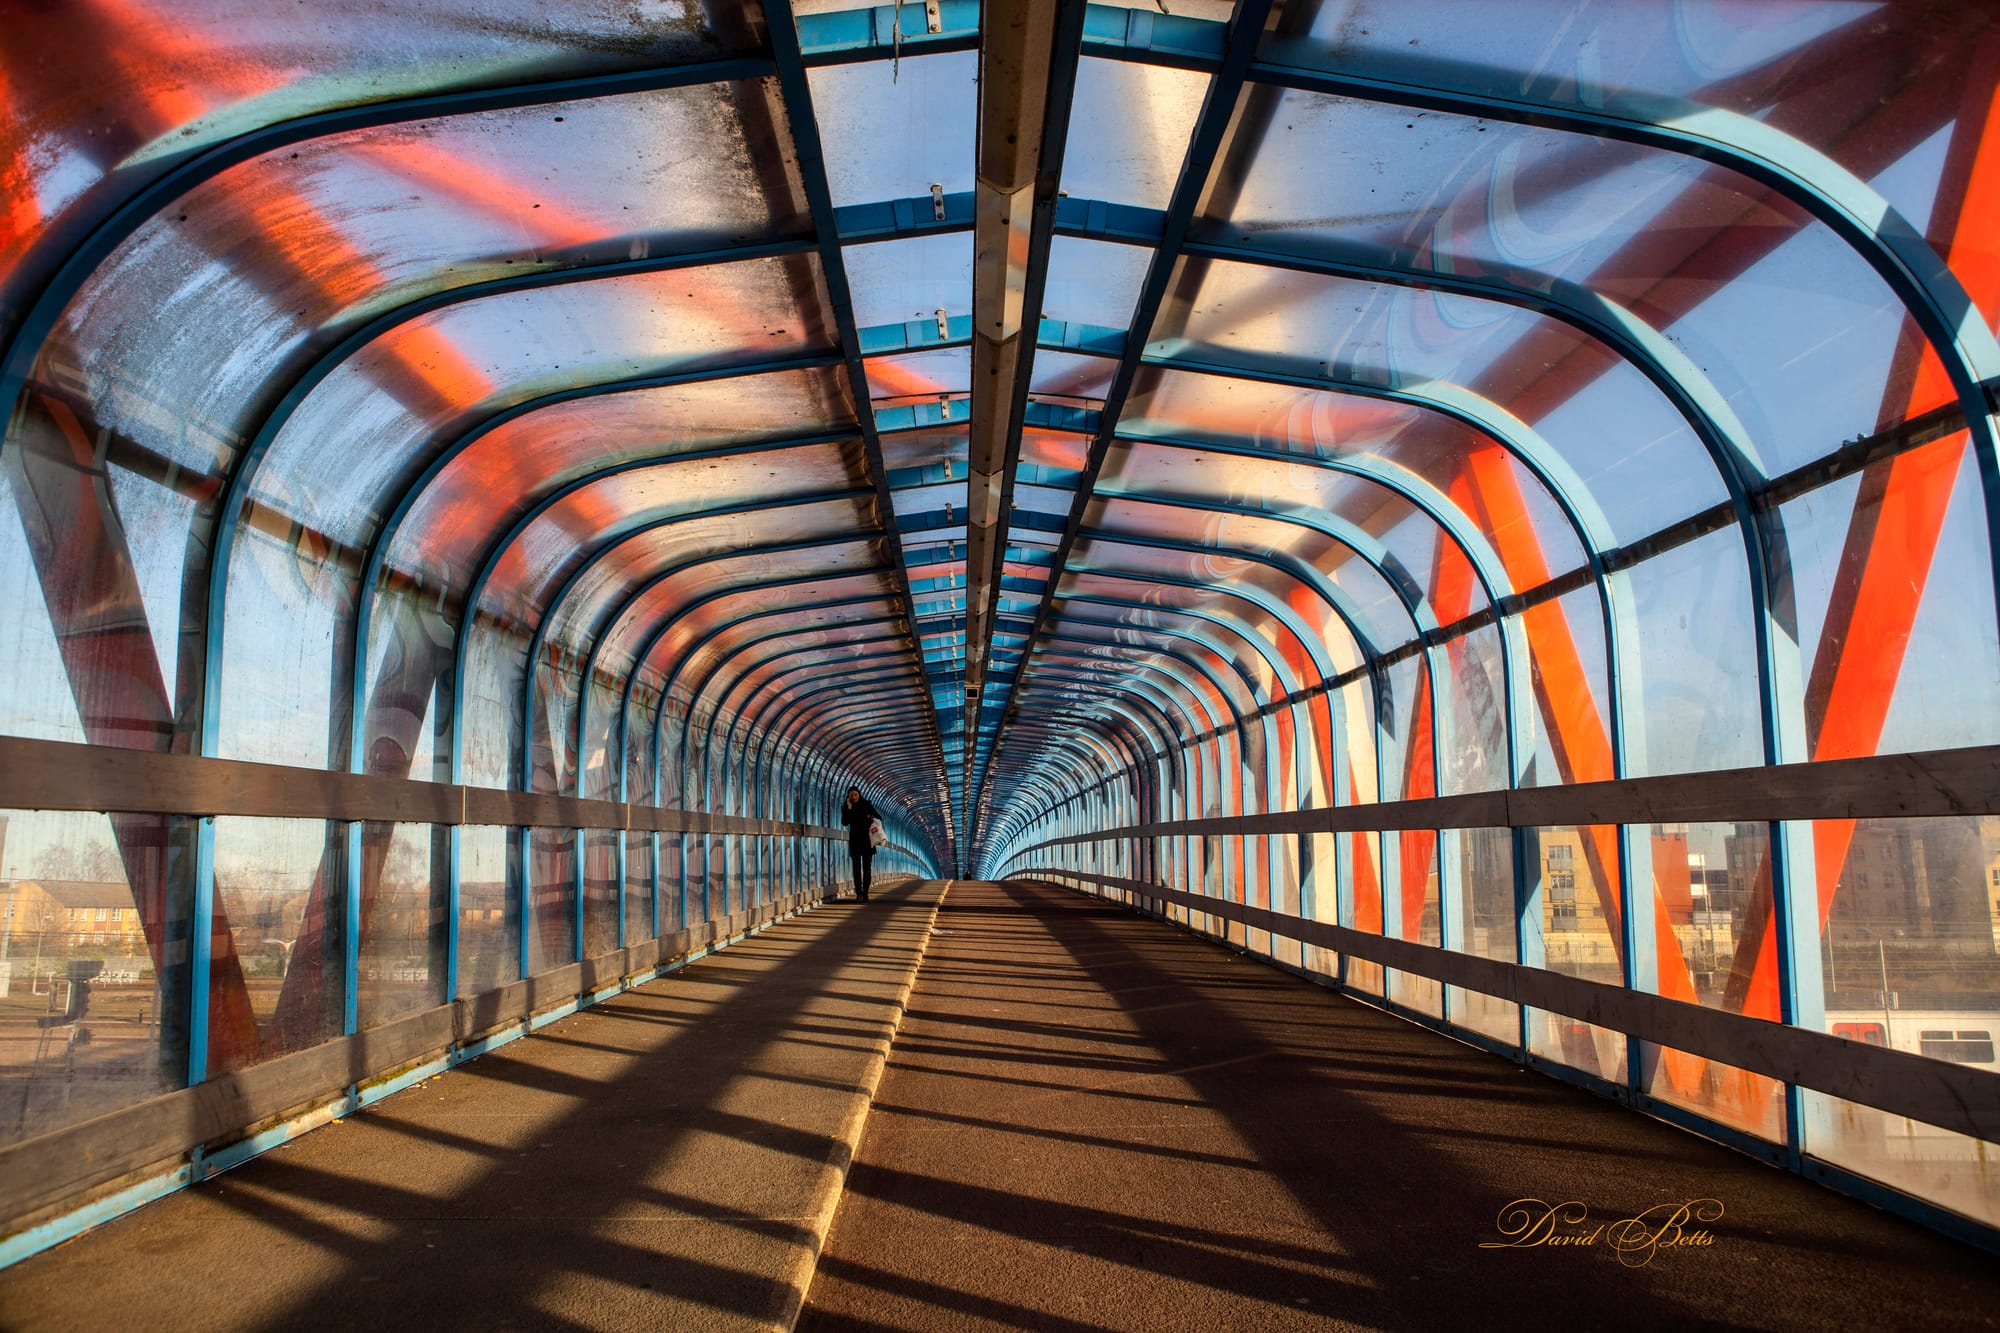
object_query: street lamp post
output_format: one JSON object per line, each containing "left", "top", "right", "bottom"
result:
{"left": 30, "top": 914, "right": 53, "bottom": 996}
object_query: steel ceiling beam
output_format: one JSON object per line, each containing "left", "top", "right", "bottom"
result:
{"left": 960, "top": 0, "right": 1090, "bottom": 845}
{"left": 968, "top": 0, "right": 1277, "bottom": 862}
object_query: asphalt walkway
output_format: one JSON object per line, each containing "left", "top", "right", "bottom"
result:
{"left": 4, "top": 876, "right": 1998, "bottom": 1332}
{"left": 798, "top": 879, "right": 2000, "bottom": 1333}
{"left": 0, "top": 880, "right": 944, "bottom": 1332}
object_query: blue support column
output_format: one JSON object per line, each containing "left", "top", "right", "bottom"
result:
{"left": 572, "top": 826, "right": 585, "bottom": 964}
{"left": 515, "top": 825, "right": 532, "bottom": 981}
{"left": 343, "top": 821, "right": 361, "bottom": 1035}
{"left": 187, "top": 816, "right": 216, "bottom": 1085}
{"left": 445, "top": 823, "right": 462, "bottom": 1002}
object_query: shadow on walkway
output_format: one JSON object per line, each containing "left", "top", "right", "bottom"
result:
{"left": 0, "top": 882, "right": 943, "bottom": 1333}
{"left": 800, "top": 880, "right": 2000, "bottom": 1333}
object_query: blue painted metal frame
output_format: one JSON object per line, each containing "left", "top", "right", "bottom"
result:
{"left": 724, "top": 648, "right": 918, "bottom": 765}
{"left": 1005, "top": 586, "right": 1306, "bottom": 827}
{"left": 1030, "top": 607, "right": 1269, "bottom": 735}
{"left": 645, "top": 587, "right": 912, "bottom": 840}
{"left": 640, "top": 624, "right": 908, "bottom": 808}
{"left": 1090, "top": 491, "right": 1474, "bottom": 958}
{"left": 1022, "top": 655, "right": 1206, "bottom": 750}
{"left": 1055, "top": 555, "right": 1349, "bottom": 922}
{"left": 635, "top": 593, "right": 895, "bottom": 810}
{"left": 529, "top": 521, "right": 881, "bottom": 941}
{"left": 1079, "top": 31, "right": 2000, "bottom": 1153}
{"left": 675, "top": 614, "right": 925, "bottom": 822}
{"left": 724, "top": 671, "right": 925, "bottom": 810}
{"left": 623, "top": 614, "right": 906, "bottom": 813}
{"left": 529, "top": 521, "right": 876, "bottom": 798}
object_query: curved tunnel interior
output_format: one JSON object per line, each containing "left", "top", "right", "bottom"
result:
{"left": 1, "top": 0, "right": 1998, "bottom": 1248}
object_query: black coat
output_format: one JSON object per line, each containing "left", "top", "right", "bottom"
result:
{"left": 841, "top": 797, "right": 879, "bottom": 854}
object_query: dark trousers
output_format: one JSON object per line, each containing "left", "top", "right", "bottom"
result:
{"left": 849, "top": 848, "right": 873, "bottom": 895}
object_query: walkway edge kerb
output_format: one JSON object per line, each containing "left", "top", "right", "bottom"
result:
{"left": 773, "top": 879, "right": 951, "bottom": 1332}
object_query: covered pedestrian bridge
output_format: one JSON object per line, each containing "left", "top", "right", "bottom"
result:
{"left": 1, "top": 0, "right": 1998, "bottom": 1322}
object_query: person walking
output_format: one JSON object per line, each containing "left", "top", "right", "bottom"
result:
{"left": 840, "top": 786, "right": 879, "bottom": 902}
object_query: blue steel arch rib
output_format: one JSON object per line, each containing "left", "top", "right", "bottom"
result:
{"left": 1011, "top": 597, "right": 1353, "bottom": 809}
{"left": 1025, "top": 663, "right": 1212, "bottom": 783}
{"left": 622, "top": 602, "right": 903, "bottom": 804}
{"left": 211, "top": 257, "right": 837, "bottom": 749}
{"left": 626, "top": 575, "right": 913, "bottom": 804}
{"left": 1141, "top": 349, "right": 1618, "bottom": 551}
{"left": 756, "top": 683, "right": 932, "bottom": 768}
{"left": 545, "top": 507, "right": 883, "bottom": 790}
{"left": 723, "top": 636, "right": 919, "bottom": 744}
{"left": 635, "top": 593, "right": 900, "bottom": 807}
{"left": 1025, "top": 715, "right": 1166, "bottom": 846}
{"left": 716, "top": 669, "right": 928, "bottom": 810}
{"left": 764, "top": 699, "right": 959, "bottom": 794}
{"left": 450, "top": 464, "right": 875, "bottom": 787}
{"left": 1058, "top": 561, "right": 1341, "bottom": 684}
{"left": 1070, "top": 528, "right": 1396, "bottom": 802}
{"left": 636, "top": 615, "right": 910, "bottom": 800}
{"left": 1097, "top": 424, "right": 1540, "bottom": 796}
{"left": 997, "top": 588, "right": 1310, "bottom": 824}
{"left": 743, "top": 665, "right": 943, "bottom": 822}
{"left": 708, "top": 674, "right": 930, "bottom": 818}
{"left": 1033, "top": 614, "right": 1255, "bottom": 739}
{"left": 1001, "top": 724, "right": 1136, "bottom": 795}
{"left": 725, "top": 653, "right": 936, "bottom": 787}
{"left": 1149, "top": 238, "right": 1810, "bottom": 783}
{"left": 1023, "top": 659, "right": 1199, "bottom": 757}
{"left": 713, "top": 627, "right": 919, "bottom": 718}
{"left": 670, "top": 604, "right": 923, "bottom": 808}
{"left": 793, "top": 714, "right": 941, "bottom": 781}
{"left": 345, "top": 378, "right": 852, "bottom": 777}
{"left": 1021, "top": 557, "right": 1361, "bottom": 897}
{"left": 532, "top": 528, "right": 881, "bottom": 799}
{"left": 1010, "top": 699, "right": 1165, "bottom": 782}
{"left": 1025, "top": 629, "right": 1255, "bottom": 769}
{"left": 609, "top": 625, "right": 905, "bottom": 799}
{"left": 1129, "top": 351, "right": 1629, "bottom": 772}
{"left": 1237, "top": 42, "right": 2000, "bottom": 496}
{"left": 1084, "top": 495, "right": 1483, "bottom": 804}
{"left": 1017, "top": 647, "right": 1233, "bottom": 827}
